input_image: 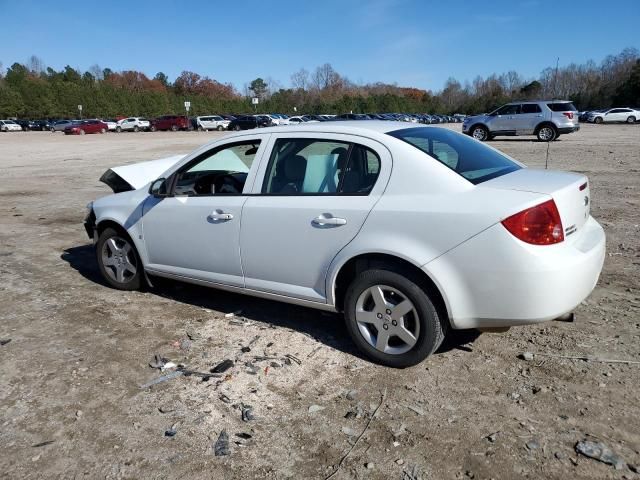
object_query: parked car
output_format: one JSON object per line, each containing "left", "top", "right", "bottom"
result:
{"left": 191, "top": 115, "right": 230, "bottom": 131}
{"left": 588, "top": 108, "right": 638, "bottom": 124}
{"left": 220, "top": 114, "right": 237, "bottom": 121}
{"left": 287, "top": 116, "right": 311, "bottom": 124}
{"left": 15, "top": 119, "right": 38, "bottom": 131}
{"left": 64, "top": 119, "right": 108, "bottom": 135}
{"left": 150, "top": 115, "right": 191, "bottom": 132}
{"left": 32, "top": 120, "right": 52, "bottom": 131}
{"left": 50, "top": 119, "right": 76, "bottom": 132}
{"left": 462, "top": 101, "right": 580, "bottom": 142}
{"left": 101, "top": 119, "right": 118, "bottom": 131}
{"left": 117, "top": 117, "right": 150, "bottom": 132}
{"left": 227, "top": 115, "right": 271, "bottom": 130}
{"left": 85, "top": 121, "right": 605, "bottom": 367}
{"left": 0, "top": 119, "right": 22, "bottom": 132}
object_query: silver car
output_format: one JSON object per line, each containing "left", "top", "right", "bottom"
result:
{"left": 462, "top": 101, "right": 580, "bottom": 142}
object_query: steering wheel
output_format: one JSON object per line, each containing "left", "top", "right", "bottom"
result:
{"left": 214, "top": 174, "right": 244, "bottom": 194}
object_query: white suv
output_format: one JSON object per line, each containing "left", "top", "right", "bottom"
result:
{"left": 85, "top": 122, "right": 605, "bottom": 367}
{"left": 116, "top": 117, "right": 150, "bottom": 133}
{"left": 195, "top": 115, "right": 230, "bottom": 131}
{"left": 588, "top": 108, "right": 638, "bottom": 124}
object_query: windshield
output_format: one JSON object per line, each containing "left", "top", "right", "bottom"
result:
{"left": 387, "top": 127, "right": 521, "bottom": 185}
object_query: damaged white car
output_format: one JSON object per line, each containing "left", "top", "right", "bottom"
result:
{"left": 85, "top": 122, "right": 605, "bottom": 367}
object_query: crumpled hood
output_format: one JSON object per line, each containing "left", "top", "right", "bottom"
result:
{"left": 100, "top": 154, "right": 185, "bottom": 192}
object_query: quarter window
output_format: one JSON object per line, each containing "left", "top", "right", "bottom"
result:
{"left": 262, "top": 138, "right": 380, "bottom": 195}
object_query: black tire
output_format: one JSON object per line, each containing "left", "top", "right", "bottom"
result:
{"left": 217, "top": 125, "right": 224, "bottom": 131}
{"left": 150, "top": 125, "right": 157, "bottom": 132}
{"left": 171, "top": 125, "right": 178, "bottom": 132}
{"left": 594, "top": 117, "right": 603, "bottom": 124}
{"left": 344, "top": 268, "right": 446, "bottom": 368}
{"left": 50, "top": 127, "right": 55, "bottom": 132}
{"left": 100, "top": 128, "right": 106, "bottom": 134}
{"left": 470, "top": 125, "right": 489, "bottom": 141}
{"left": 116, "top": 126, "right": 122, "bottom": 133}
{"left": 198, "top": 126, "right": 204, "bottom": 131}
{"left": 234, "top": 124, "right": 241, "bottom": 131}
{"left": 627, "top": 116, "right": 636, "bottom": 124}
{"left": 536, "top": 124, "right": 557, "bottom": 142}
{"left": 96, "top": 227, "right": 142, "bottom": 291}
{"left": 133, "top": 125, "right": 139, "bottom": 132}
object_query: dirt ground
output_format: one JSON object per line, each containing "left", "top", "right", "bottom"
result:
{"left": 0, "top": 124, "right": 639, "bottom": 480}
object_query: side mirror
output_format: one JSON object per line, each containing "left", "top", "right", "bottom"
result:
{"left": 149, "top": 178, "right": 169, "bottom": 197}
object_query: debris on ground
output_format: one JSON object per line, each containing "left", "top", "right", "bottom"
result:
{"left": 0, "top": 339, "right": 11, "bottom": 346}
{"left": 214, "top": 430, "right": 230, "bottom": 456}
{"left": 164, "top": 426, "right": 177, "bottom": 437}
{"left": 520, "top": 352, "right": 535, "bottom": 361}
{"left": 487, "top": 432, "right": 498, "bottom": 443}
{"left": 211, "top": 359, "right": 234, "bottom": 374}
{"left": 139, "top": 370, "right": 184, "bottom": 389}
{"left": 575, "top": 440, "right": 626, "bottom": 470}
{"left": 526, "top": 439, "right": 540, "bottom": 451}
{"left": 31, "top": 440, "right": 55, "bottom": 448}
{"left": 241, "top": 404, "right": 255, "bottom": 422}
{"left": 308, "top": 405, "right": 325, "bottom": 414}
{"left": 149, "top": 354, "right": 170, "bottom": 370}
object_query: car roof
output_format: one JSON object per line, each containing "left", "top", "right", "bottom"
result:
{"left": 222, "top": 120, "right": 444, "bottom": 138}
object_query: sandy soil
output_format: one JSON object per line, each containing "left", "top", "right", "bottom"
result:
{"left": 0, "top": 124, "right": 638, "bottom": 480}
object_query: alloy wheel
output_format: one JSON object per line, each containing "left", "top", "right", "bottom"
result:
{"left": 472, "top": 127, "right": 487, "bottom": 141}
{"left": 355, "top": 285, "right": 420, "bottom": 355}
{"left": 101, "top": 236, "right": 138, "bottom": 284}
{"left": 538, "top": 127, "right": 554, "bottom": 141}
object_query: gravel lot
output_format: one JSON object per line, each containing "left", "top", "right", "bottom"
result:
{"left": 1, "top": 124, "right": 639, "bottom": 479}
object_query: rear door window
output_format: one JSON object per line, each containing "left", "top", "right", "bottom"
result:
{"left": 521, "top": 104, "right": 542, "bottom": 114}
{"left": 262, "top": 138, "right": 380, "bottom": 195}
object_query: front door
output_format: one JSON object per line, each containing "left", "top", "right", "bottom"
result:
{"left": 240, "top": 133, "right": 390, "bottom": 302}
{"left": 489, "top": 104, "right": 521, "bottom": 133}
{"left": 142, "top": 137, "right": 267, "bottom": 286}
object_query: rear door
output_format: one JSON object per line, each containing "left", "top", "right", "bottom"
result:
{"left": 240, "top": 133, "right": 390, "bottom": 302}
{"left": 517, "top": 103, "right": 544, "bottom": 134}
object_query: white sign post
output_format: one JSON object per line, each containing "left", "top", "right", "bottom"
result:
{"left": 184, "top": 101, "right": 191, "bottom": 115}
{"left": 252, "top": 97, "right": 259, "bottom": 112}
{"left": 78, "top": 104, "right": 83, "bottom": 119}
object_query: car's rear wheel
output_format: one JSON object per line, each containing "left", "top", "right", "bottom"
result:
{"left": 536, "top": 125, "right": 557, "bottom": 142}
{"left": 217, "top": 125, "right": 224, "bottom": 131}
{"left": 100, "top": 128, "right": 106, "bottom": 134}
{"left": 471, "top": 125, "right": 489, "bottom": 141}
{"left": 627, "top": 116, "right": 636, "bottom": 124}
{"left": 116, "top": 126, "right": 122, "bottom": 133}
{"left": 594, "top": 117, "right": 603, "bottom": 124}
{"left": 344, "top": 269, "right": 446, "bottom": 368}
{"left": 50, "top": 127, "right": 55, "bottom": 132}
{"left": 171, "top": 125, "right": 178, "bottom": 132}
{"left": 96, "top": 227, "right": 142, "bottom": 291}
{"left": 234, "top": 125, "right": 241, "bottom": 131}
{"left": 133, "top": 125, "right": 139, "bottom": 132}
{"left": 80, "top": 129, "right": 86, "bottom": 135}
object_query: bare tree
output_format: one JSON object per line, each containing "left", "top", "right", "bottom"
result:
{"left": 89, "top": 64, "right": 103, "bottom": 81}
{"left": 312, "top": 63, "right": 341, "bottom": 90}
{"left": 27, "top": 55, "right": 45, "bottom": 74}
{"left": 290, "top": 68, "right": 310, "bottom": 91}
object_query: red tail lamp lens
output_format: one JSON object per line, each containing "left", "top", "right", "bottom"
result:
{"left": 502, "top": 199, "right": 564, "bottom": 245}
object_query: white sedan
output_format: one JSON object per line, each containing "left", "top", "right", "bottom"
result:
{"left": 85, "top": 122, "right": 605, "bottom": 367}
{"left": 0, "top": 120, "right": 23, "bottom": 132}
{"left": 588, "top": 108, "right": 639, "bottom": 124}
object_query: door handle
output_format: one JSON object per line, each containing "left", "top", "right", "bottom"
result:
{"left": 312, "top": 214, "right": 347, "bottom": 227}
{"left": 208, "top": 210, "right": 233, "bottom": 221}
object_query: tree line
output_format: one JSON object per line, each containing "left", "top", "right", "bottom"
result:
{"left": 0, "top": 48, "right": 638, "bottom": 119}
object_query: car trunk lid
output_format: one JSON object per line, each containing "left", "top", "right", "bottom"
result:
{"left": 480, "top": 168, "right": 590, "bottom": 240}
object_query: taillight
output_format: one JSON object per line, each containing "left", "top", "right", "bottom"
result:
{"left": 562, "top": 112, "right": 574, "bottom": 119}
{"left": 502, "top": 199, "right": 564, "bottom": 245}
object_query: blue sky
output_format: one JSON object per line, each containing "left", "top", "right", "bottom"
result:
{"left": 0, "top": 0, "right": 638, "bottom": 92}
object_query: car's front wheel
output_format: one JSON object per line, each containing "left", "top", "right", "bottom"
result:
{"left": 344, "top": 269, "right": 446, "bottom": 368}
{"left": 234, "top": 125, "right": 241, "bottom": 131}
{"left": 594, "top": 117, "right": 603, "bottom": 124}
{"left": 96, "top": 227, "right": 142, "bottom": 290}
{"left": 217, "top": 125, "right": 224, "bottom": 131}
{"left": 116, "top": 126, "right": 122, "bottom": 133}
{"left": 133, "top": 125, "right": 139, "bottom": 132}
{"left": 627, "top": 116, "right": 636, "bottom": 124}
{"left": 471, "top": 125, "right": 489, "bottom": 141}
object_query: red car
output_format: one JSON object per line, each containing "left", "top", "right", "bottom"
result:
{"left": 150, "top": 115, "right": 191, "bottom": 132}
{"left": 64, "top": 119, "right": 108, "bottom": 135}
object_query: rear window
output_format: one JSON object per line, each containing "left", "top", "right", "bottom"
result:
{"left": 387, "top": 127, "right": 521, "bottom": 185}
{"left": 547, "top": 102, "right": 577, "bottom": 112}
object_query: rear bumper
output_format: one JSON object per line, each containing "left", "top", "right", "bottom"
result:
{"left": 558, "top": 125, "right": 580, "bottom": 134}
{"left": 425, "top": 216, "right": 605, "bottom": 329}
